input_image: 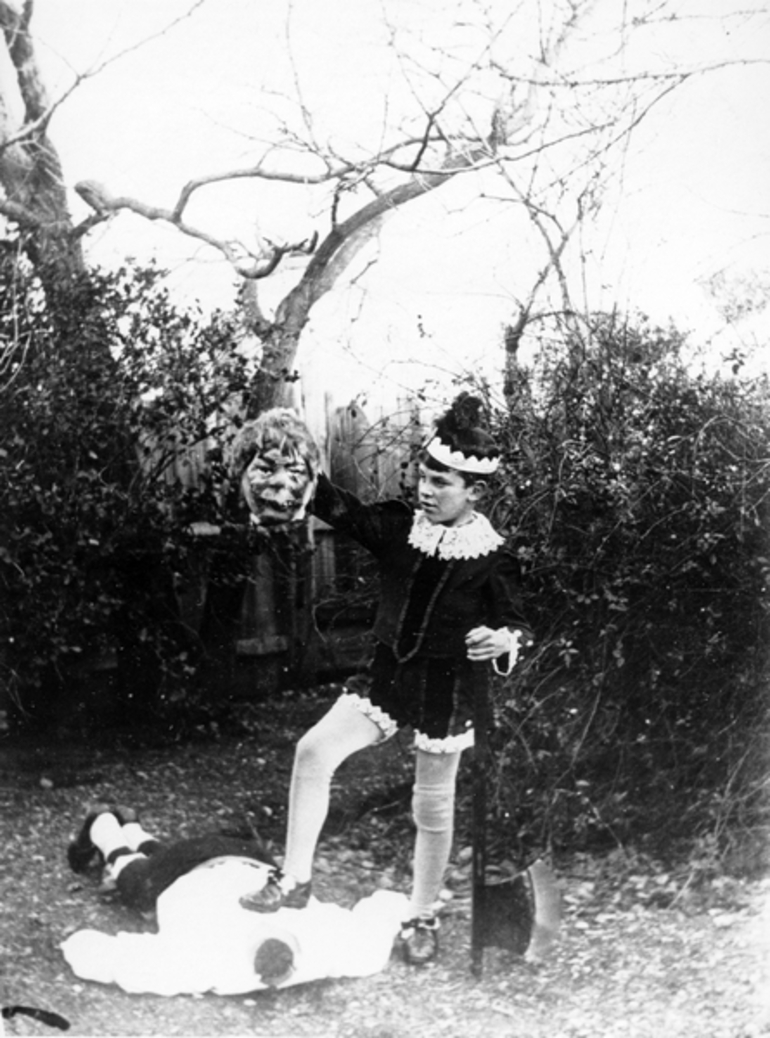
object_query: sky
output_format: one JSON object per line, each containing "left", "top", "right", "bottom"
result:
{"left": 20, "top": 0, "right": 770, "bottom": 417}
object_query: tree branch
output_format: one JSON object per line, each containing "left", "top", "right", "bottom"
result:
{"left": 73, "top": 180, "right": 318, "bottom": 279}
{"left": 275, "top": 143, "right": 490, "bottom": 326}
{"left": 0, "top": 0, "right": 211, "bottom": 156}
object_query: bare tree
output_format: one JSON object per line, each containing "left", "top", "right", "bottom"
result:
{"left": 1, "top": 0, "right": 766, "bottom": 410}
{"left": 0, "top": 0, "right": 208, "bottom": 340}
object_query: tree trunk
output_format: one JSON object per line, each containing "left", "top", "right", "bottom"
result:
{"left": 0, "top": 0, "right": 87, "bottom": 313}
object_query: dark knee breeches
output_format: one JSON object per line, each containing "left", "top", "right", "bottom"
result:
{"left": 116, "top": 834, "right": 274, "bottom": 913}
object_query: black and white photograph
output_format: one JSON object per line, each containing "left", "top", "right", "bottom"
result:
{"left": 1, "top": 2, "right": 768, "bottom": 1035}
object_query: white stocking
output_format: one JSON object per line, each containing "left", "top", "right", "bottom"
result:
{"left": 89, "top": 813, "right": 127, "bottom": 859}
{"left": 282, "top": 695, "right": 383, "bottom": 883}
{"left": 88, "top": 813, "right": 145, "bottom": 879}
{"left": 408, "top": 748, "right": 462, "bottom": 919}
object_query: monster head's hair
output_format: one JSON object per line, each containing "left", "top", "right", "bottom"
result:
{"left": 230, "top": 408, "right": 321, "bottom": 476}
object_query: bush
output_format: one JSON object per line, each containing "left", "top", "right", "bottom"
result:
{"left": 481, "top": 312, "right": 770, "bottom": 868}
{"left": 0, "top": 255, "right": 256, "bottom": 730}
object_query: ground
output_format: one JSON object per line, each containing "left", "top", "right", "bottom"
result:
{"left": 0, "top": 690, "right": 768, "bottom": 1038}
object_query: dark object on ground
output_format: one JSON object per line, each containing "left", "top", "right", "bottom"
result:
{"left": 2, "top": 1005, "right": 70, "bottom": 1030}
{"left": 473, "top": 860, "right": 562, "bottom": 960}
{"left": 470, "top": 663, "right": 561, "bottom": 974}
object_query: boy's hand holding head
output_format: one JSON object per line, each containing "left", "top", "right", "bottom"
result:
{"left": 232, "top": 408, "right": 320, "bottom": 527}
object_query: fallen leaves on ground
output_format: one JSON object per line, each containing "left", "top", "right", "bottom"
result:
{"left": 0, "top": 693, "right": 768, "bottom": 1037}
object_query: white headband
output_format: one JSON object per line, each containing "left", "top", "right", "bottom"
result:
{"left": 425, "top": 436, "right": 499, "bottom": 475}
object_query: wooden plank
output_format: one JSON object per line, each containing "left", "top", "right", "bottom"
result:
{"left": 236, "top": 634, "right": 290, "bottom": 656}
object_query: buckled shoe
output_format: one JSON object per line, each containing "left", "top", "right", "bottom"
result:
{"left": 399, "top": 916, "right": 439, "bottom": 966}
{"left": 239, "top": 869, "right": 312, "bottom": 913}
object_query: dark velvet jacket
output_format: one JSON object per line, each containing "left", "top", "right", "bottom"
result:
{"left": 311, "top": 474, "right": 532, "bottom": 660}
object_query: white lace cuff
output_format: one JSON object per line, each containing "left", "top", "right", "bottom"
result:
{"left": 492, "top": 629, "right": 524, "bottom": 676}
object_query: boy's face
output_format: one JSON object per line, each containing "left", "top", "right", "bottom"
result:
{"left": 418, "top": 463, "right": 483, "bottom": 527}
{"left": 241, "top": 441, "right": 317, "bottom": 526}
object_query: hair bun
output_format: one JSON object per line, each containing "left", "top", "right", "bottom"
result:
{"left": 445, "top": 392, "right": 485, "bottom": 434}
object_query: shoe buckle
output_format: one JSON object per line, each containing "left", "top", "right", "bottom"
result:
{"left": 401, "top": 916, "right": 438, "bottom": 938}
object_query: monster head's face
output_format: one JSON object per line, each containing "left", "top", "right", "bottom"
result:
{"left": 236, "top": 410, "right": 320, "bottom": 526}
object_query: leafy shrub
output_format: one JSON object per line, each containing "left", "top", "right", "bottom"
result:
{"left": 480, "top": 312, "right": 770, "bottom": 867}
{"left": 0, "top": 254, "right": 255, "bottom": 729}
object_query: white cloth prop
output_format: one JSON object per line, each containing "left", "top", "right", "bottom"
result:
{"left": 61, "top": 857, "right": 408, "bottom": 996}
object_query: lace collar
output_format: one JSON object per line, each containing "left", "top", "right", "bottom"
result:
{"left": 408, "top": 510, "right": 504, "bottom": 560}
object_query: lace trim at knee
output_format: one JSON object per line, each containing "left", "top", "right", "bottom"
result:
{"left": 341, "top": 691, "right": 399, "bottom": 739}
{"left": 414, "top": 726, "right": 475, "bottom": 754}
